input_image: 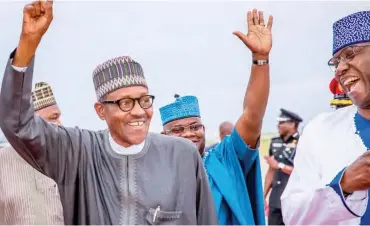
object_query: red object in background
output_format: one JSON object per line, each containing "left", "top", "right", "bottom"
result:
{"left": 329, "top": 78, "right": 345, "bottom": 95}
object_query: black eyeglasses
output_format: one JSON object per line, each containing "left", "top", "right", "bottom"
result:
{"left": 328, "top": 43, "right": 370, "bottom": 72}
{"left": 101, "top": 95, "right": 155, "bottom": 112}
{"left": 165, "top": 123, "right": 204, "bottom": 135}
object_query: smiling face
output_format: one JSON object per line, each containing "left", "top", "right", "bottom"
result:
{"left": 94, "top": 86, "right": 153, "bottom": 147}
{"left": 163, "top": 117, "right": 206, "bottom": 154}
{"left": 334, "top": 43, "right": 370, "bottom": 109}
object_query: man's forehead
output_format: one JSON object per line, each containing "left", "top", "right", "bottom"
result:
{"left": 36, "top": 104, "right": 61, "bottom": 114}
{"left": 334, "top": 41, "right": 370, "bottom": 57}
{"left": 165, "top": 117, "right": 201, "bottom": 128}
{"left": 106, "top": 86, "right": 149, "bottom": 100}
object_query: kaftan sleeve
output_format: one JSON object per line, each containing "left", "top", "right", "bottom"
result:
{"left": 193, "top": 147, "right": 218, "bottom": 225}
{"left": 0, "top": 52, "right": 81, "bottom": 184}
{"left": 281, "top": 117, "right": 368, "bottom": 224}
{"left": 229, "top": 128, "right": 259, "bottom": 172}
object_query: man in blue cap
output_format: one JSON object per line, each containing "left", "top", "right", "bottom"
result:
{"left": 263, "top": 108, "right": 302, "bottom": 225}
{"left": 281, "top": 11, "right": 370, "bottom": 225}
{"left": 160, "top": 8, "right": 273, "bottom": 225}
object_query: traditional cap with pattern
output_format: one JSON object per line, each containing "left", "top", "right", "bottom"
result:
{"left": 333, "top": 11, "right": 370, "bottom": 55}
{"left": 92, "top": 56, "right": 147, "bottom": 101}
{"left": 159, "top": 95, "right": 201, "bottom": 125}
{"left": 31, "top": 82, "right": 57, "bottom": 111}
{"left": 329, "top": 78, "right": 352, "bottom": 107}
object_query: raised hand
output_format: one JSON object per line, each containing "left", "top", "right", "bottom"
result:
{"left": 233, "top": 9, "right": 273, "bottom": 58}
{"left": 13, "top": 0, "right": 54, "bottom": 67}
{"left": 22, "top": 0, "right": 54, "bottom": 40}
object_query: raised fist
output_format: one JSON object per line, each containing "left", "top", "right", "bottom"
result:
{"left": 13, "top": 0, "right": 54, "bottom": 67}
{"left": 21, "top": 0, "right": 53, "bottom": 42}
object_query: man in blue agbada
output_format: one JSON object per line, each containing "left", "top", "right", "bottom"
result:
{"left": 159, "top": 8, "right": 273, "bottom": 225}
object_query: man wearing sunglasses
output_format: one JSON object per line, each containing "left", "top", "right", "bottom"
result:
{"left": 281, "top": 11, "right": 370, "bottom": 225}
{"left": 160, "top": 8, "right": 273, "bottom": 225}
{"left": 0, "top": 1, "right": 217, "bottom": 225}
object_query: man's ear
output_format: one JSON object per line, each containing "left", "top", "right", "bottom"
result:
{"left": 94, "top": 102, "right": 105, "bottom": 120}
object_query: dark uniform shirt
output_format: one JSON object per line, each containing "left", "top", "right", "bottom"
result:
{"left": 268, "top": 132, "right": 299, "bottom": 209}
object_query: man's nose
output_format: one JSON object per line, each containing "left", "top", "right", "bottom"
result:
{"left": 130, "top": 101, "right": 146, "bottom": 116}
{"left": 335, "top": 60, "right": 349, "bottom": 78}
{"left": 180, "top": 129, "right": 194, "bottom": 138}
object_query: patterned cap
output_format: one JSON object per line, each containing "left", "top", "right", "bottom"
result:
{"left": 92, "top": 56, "right": 147, "bottom": 101}
{"left": 159, "top": 95, "right": 201, "bottom": 125}
{"left": 333, "top": 11, "right": 370, "bottom": 55}
{"left": 329, "top": 78, "right": 352, "bottom": 107}
{"left": 31, "top": 82, "right": 57, "bottom": 111}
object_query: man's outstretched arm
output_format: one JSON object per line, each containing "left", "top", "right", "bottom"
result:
{"left": 233, "top": 9, "right": 273, "bottom": 149}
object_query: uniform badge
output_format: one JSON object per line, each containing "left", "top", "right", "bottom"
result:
{"left": 287, "top": 140, "right": 297, "bottom": 148}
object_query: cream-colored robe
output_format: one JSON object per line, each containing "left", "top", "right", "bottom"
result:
{"left": 0, "top": 145, "right": 64, "bottom": 225}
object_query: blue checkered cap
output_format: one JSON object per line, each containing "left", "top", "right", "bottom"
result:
{"left": 159, "top": 95, "right": 201, "bottom": 125}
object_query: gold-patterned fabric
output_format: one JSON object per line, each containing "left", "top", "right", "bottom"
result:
{"left": 0, "top": 146, "right": 64, "bottom": 225}
{"left": 31, "top": 82, "right": 57, "bottom": 111}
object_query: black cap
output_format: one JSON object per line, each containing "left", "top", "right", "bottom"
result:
{"left": 277, "top": 108, "right": 303, "bottom": 123}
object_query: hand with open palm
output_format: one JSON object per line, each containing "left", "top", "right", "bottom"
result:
{"left": 233, "top": 9, "right": 273, "bottom": 59}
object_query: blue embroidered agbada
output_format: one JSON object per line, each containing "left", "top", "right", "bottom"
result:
{"left": 160, "top": 95, "right": 265, "bottom": 225}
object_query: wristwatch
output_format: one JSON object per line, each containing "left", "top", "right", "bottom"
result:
{"left": 253, "top": 59, "right": 269, "bottom": 65}
{"left": 277, "top": 162, "right": 285, "bottom": 169}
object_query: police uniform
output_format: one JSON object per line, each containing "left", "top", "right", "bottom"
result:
{"left": 329, "top": 77, "right": 352, "bottom": 110}
{"left": 268, "top": 109, "right": 302, "bottom": 225}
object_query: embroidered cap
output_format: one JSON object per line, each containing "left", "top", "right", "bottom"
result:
{"left": 329, "top": 78, "right": 352, "bottom": 107}
{"left": 332, "top": 11, "right": 370, "bottom": 55}
{"left": 31, "top": 82, "right": 57, "bottom": 111}
{"left": 159, "top": 95, "right": 201, "bottom": 125}
{"left": 92, "top": 56, "right": 147, "bottom": 101}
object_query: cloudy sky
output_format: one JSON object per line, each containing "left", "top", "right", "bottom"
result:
{"left": 0, "top": 1, "right": 368, "bottom": 141}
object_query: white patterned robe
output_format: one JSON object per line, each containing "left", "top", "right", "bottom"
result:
{"left": 0, "top": 145, "right": 64, "bottom": 225}
{"left": 281, "top": 105, "right": 368, "bottom": 224}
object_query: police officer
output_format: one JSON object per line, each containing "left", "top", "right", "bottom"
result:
{"left": 329, "top": 78, "right": 352, "bottom": 110}
{"left": 263, "top": 108, "right": 303, "bottom": 225}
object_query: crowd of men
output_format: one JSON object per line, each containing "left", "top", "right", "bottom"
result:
{"left": 0, "top": 0, "right": 368, "bottom": 225}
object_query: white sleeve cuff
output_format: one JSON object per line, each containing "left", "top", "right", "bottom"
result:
{"left": 12, "top": 65, "right": 27, "bottom": 72}
{"left": 345, "top": 190, "right": 368, "bottom": 215}
{"left": 328, "top": 167, "right": 368, "bottom": 217}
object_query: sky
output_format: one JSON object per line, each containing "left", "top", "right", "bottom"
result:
{"left": 0, "top": 1, "right": 368, "bottom": 142}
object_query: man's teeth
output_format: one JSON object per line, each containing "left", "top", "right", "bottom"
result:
{"left": 343, "top": 77, "right": 360, "bottom": 86}
{"left": 128, "top": 122, "right": 144, "bottom": 126}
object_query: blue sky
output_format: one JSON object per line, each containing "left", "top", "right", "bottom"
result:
{"left": 0, "top": 1, "right": 368, "bottom": 141}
